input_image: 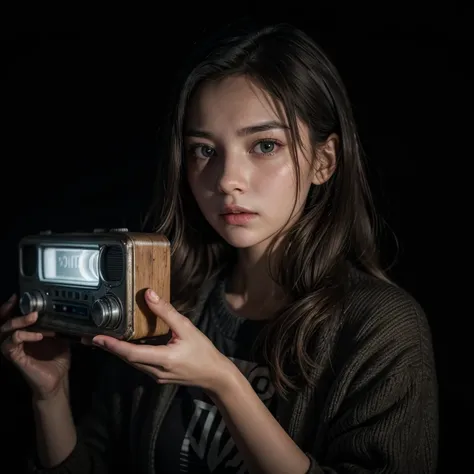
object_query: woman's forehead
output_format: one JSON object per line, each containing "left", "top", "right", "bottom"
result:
{"left": 185, "top": 76, "right": 285, "bottom": 133}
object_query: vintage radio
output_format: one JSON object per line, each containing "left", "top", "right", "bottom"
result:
{"left": 18, "top": 229, "right": 170, "bottom": 341}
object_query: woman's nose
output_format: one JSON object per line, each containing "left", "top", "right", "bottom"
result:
{"left": 216, "top": 154, "right": 248, "bottom": 195}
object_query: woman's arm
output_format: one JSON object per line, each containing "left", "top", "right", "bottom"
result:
{"left": 29, "top": 351, "right": 123, "bottom": 474}
{"left": 209, "top": 359, "right": 311, "bottom": 474}
{"left": 32, "top": 379, "right": 77, "bottom": 469}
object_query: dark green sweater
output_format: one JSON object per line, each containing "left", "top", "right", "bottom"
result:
{"left": 29, "top": 269, "right": 438, "bottom": 473}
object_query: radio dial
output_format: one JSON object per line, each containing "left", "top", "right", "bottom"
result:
{"left": 19, "top": 290, "right": 46, "bottom": 315}
{"left": 91, "top": 296, "right": 122, "bottom": 329}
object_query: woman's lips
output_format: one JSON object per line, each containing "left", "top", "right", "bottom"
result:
{"left": 220, "top": 212, "right": 257, "bottom": 225}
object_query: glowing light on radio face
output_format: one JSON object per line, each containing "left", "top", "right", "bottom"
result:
{"left": 41, "top": 246, "right": 100, "bottom": 287}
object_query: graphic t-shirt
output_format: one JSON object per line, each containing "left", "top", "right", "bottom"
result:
{"left": 154, "top": 279, "right": 277, "bottom": 473}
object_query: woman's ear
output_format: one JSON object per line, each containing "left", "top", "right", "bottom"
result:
{"left": 312, "top": 133, "right": 338, "bottom": 185}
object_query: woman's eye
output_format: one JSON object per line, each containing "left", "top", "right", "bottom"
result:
{"left": 253, "top": 140, "right": 279, "bottom": 155}
{"left": 188, "top": 140, "right": 280, "bottom": 159}
{"left": 190, "top": 145, "right": 215, "bottom": 159}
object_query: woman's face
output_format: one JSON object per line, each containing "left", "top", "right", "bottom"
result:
{"left": 185, "top": 75, "right": 335, "bottom": 254}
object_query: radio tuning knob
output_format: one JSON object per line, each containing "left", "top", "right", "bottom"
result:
{"left": 19, "top": 291, "right": 46, "bottom": 315}
{"left": 91, "top": 296, "right": 122, "bottom": 329}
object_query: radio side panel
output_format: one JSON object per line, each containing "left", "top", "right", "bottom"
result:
{"left": 128, "top": 233, "right": 170, "bottom": 339}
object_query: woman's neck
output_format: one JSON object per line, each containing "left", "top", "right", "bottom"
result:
{"left": 224, "top": 247, "right": 287, "bottom": 320}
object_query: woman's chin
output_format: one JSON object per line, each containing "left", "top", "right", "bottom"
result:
{"left": 217, "top": 228, "right": 270, "bottom": 250}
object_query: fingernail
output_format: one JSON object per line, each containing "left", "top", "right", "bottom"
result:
{"left": 7, "top": 294, "right": 16, "bottom": 303}
{"left": 92, "top": 337, "right": 105, "bottom": 347}
{"left": 147, "top": 289, "right": 160, "bottom": 303}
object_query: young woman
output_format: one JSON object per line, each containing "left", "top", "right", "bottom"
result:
{"left": 0, "top": 22, "right": 438, "bottom": 474}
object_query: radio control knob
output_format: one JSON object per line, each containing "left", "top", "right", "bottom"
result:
{"left": 19, "top": 291, "right": 46, "bottom": 315}
{"left": 91, "top": 296, "right": 122, "bottom": 329}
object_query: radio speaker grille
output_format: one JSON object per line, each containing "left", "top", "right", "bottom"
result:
{"left": 101, "top": 245, "right": 124, "bottom": 282}
{"left": 21, "top": 245, "right": 37, "bottom": 277}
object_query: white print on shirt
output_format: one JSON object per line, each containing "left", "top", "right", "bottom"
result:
{"left": 179, "top": 357, "right": 275, "bottom": 473}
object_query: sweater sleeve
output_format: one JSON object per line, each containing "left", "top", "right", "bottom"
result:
{"left": 306, "top": 283, "right": 439, "bottom": 474}
{"left": 306, "top": 368, "right": 437, "bottom": 474}
{"left": 28, "top": 353, "right": 126, "bottom": 474}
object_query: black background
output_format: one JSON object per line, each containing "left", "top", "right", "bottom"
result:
{"left": 1, "top": 9, "right": 472, "bottom": 473}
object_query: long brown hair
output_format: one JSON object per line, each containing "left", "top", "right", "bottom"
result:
{"left": 145, "top": 22, "right": 393, "bottom": 397}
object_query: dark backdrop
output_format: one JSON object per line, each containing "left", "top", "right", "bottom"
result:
{"left": 1, "top": 11, "right": 471, "bottom": 473}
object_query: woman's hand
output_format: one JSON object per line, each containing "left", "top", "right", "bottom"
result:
{"left": 90, "top": 289, "right": 234, "bottom": 394}
{"left": 0, "top": 295, "right": 71, "bottom": 400}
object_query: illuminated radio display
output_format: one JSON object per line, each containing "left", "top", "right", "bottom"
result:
{"left": 39, "top": 246, "right": 100, "bottom": 287}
